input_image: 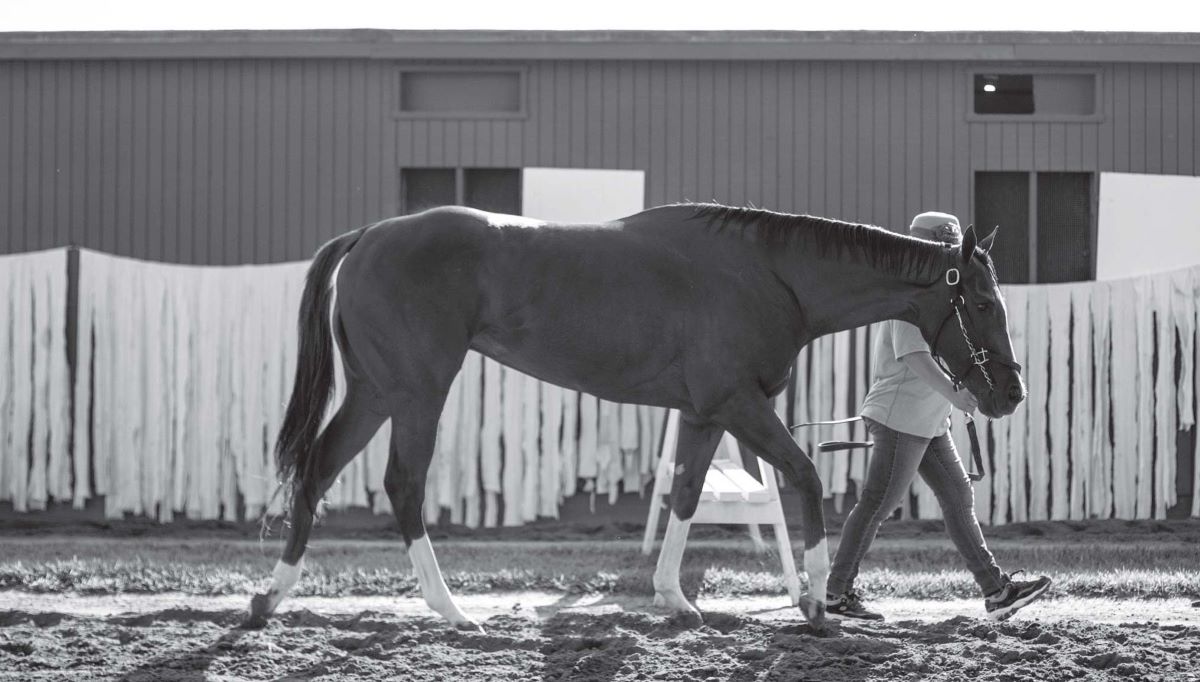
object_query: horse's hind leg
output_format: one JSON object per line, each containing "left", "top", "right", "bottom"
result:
{"left": 653, "top": 412, "right": 724, "bottom": 621}
{"left": 383, "top": 398, "right": 479, "bottom": 630}
{"left": 714, "top": 393, "right": 829, "bottom": 629}
{"left": 243, "top": 381, "right": 386, "bottom": 628}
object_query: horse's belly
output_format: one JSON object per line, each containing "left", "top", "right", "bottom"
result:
{"left": 469, "top": 320, "right": 687, "bottom": 407}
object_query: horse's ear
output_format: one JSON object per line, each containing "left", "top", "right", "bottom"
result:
{"left": 960, "top": 224, "right": 978, "bottom": 264}
{"left": 978, "top": 225, "right": 999, "bottom": 254}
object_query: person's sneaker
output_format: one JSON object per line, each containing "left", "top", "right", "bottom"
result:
{"left": 826, "top": 589, "right": 885, "bottom": 621}
{"left": 985, "top": 571, "right": 1052, "bottom": 621}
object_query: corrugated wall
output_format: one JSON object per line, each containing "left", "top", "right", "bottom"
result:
{"left": 1, "top": 59, "right": 397, "bottom": 263}
{"left": 2, "top": 58, "right": 1199, "bottom": 263}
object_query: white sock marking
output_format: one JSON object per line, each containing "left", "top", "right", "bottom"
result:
{"left": 409, "top": 536, "right": 471, "bottom": 625}
{"left": 803, "top": 538, "right": 830, "bottom": 604}
{"left": 264, "top": 558, "right": 304, "bottom": 613}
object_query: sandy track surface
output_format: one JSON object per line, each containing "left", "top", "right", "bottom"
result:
{"left": 1, "top": 592, "right": 1197, "bottom": 681}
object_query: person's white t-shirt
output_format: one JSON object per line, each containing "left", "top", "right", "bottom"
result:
{"left": 859, "top": 320, "right": 952, "bottom": 439}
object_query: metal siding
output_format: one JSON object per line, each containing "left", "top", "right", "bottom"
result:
{"left": 680, "top": 62, "right": 698, "bottom": 202}
{"left": 1161, "top": 63, "right": 1180, "bottom": 174}
{"left": 1146, "top": 64, "right": 1163, "bottom": 174}
{"left": 4, "top": 57, "right": 1200, "bottom": 263}
{"left": 811, "top": 62, "right": 828, "bottom": 215}
{"left": 1183, "top": 64, "right": 1196, "bottom": 174}
{"left": 712, "top": 61, "right": 731, "bottom": 206}
{"left": 762, "top": 61, "right": 779, "bottom": 210}
{"left": 779, "top": 62, "right": 795, "bottom": 216}
{"left": 826, "top": 62, "right": 843, "bottom": 217}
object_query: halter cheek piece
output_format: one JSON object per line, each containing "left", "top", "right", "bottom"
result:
{"left": 930, "top": 267, "right": 1023, "bottom": 394}
{"left": 927, "top": 266, "right": 1023, "bottom": 483}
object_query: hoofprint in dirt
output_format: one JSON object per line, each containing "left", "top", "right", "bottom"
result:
{"left": 0, "top": 593, "right": 1197, "bottom": 682}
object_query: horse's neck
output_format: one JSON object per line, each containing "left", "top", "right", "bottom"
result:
{"left": 784, "top": 250, "right": 947, "bottom": 339}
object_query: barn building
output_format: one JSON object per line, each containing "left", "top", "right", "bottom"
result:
{"left": 2, "top": 30, "right": 1198, "bottom": 525}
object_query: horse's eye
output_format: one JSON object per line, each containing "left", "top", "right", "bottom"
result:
{"left": 977, "top": 302, "right": 991, "bottom": 312}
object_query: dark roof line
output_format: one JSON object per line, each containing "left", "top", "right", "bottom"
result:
{"left": 3, "top": 29, "right": 1200, "bottom": 62}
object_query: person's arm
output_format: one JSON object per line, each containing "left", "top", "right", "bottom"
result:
{"left": 900, "top": 350, "right": 978, "bottom": 414}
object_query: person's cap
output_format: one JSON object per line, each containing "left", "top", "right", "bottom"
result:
{"left": 909, "top": 211, "right": 962, "bottom": 245}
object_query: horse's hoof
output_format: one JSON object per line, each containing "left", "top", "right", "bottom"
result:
{"left": 241, "top": 594, "right": 272, "bottom": 630}
{"left": 653, "top": 592, "right": 703, "bottom": 627}
{"left": 454, "top": 619, "right": 485, "bottom": 633}
{"left": 796, "top": 594, "right": 830, "bottom": 635}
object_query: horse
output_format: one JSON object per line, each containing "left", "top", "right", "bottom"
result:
{"left": 241, "top": 202, "right": 1025, "bottom": 632}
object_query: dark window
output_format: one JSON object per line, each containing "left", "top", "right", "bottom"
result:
{"left": 399, "top": 70, "right": 522, "bottom": 115}
{"left": 400, "top": 167, "right": 521, "bottom": 215}
{"left": 401, "top": 168, "right": 456, "bottom": 214}
{"left": 975, "top": 172, "right": 1031, "bottom": 284}
{"left": 974, "top": 171, "right": 1094, "bottom": 284}
{"left": 974, "top": 73, "right": 1097, "bottom": 117}
{"left": 1036, "top": 172, "right": 1092, "bottom": 283}
{"left": 464, "top": 169, "right": 521, "bottom": 214}
{"left": 974, "top": 74, "right": 1034, "bottom": 115}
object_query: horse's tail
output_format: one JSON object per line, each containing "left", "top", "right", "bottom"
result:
{"left": 275, "top": 226, "right": 369, "bottom": 511}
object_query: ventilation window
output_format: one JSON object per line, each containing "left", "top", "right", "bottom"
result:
{"left": 973, "top": 71, "right": 1098, "bottom": 119}
{"left": 398, "top": 70, "right": 524, "bottom": 117}
{"left": 974, "top": 171, "right": 1094, "bottom": 284}
{"left": 401, "top": 168, "right": 521, "bottom": 215}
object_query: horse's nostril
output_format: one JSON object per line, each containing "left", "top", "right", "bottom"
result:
{"left": 1007, "top": 383, "right": 1025, "bottom": 403}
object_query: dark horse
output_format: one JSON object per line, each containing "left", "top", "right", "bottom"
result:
{"left": 243, "top": 203, "right": 1024, "bottom": 631}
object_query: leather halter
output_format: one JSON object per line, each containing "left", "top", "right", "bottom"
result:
{"left": 930, "top": 267, "right": 1023, "bottom": 393}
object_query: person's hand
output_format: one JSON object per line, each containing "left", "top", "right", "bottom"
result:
{"left": 949, "top": 387, "right": 978, "bottom": 414}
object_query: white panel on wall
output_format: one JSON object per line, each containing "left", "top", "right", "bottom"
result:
{"left": 1097, "top": 172, "right": 1200, "bottom": 280}
{"left": 522, "top": 167, "right": 645, "bottom": 222}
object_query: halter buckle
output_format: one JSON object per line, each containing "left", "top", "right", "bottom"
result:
{"left": 945, "top": 268, "right": 960, "bottom": 286}
{"left": 971, "top": 348, "right": 990, "bottom": 366}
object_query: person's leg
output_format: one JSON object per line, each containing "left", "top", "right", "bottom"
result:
{"left": 917, "top": 433, "right": 1005, "bottom": 596}
{"left": 919, "top": 432, "right": 1052, "bottom": 620}
{"left": 827, "top": 418, "right": 931, "bottom": 597}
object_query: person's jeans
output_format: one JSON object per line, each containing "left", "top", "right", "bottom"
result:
{"left": 826, "top": 417, "right": 1006, "bottom": 597}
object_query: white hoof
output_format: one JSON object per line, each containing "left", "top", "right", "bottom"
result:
{"left": 653, "top": 590, "right": 701, "bottom": 618}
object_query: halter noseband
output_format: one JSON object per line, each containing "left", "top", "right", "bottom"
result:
{"left": 930, "top": 267, "right": 1023, "bottom": 392}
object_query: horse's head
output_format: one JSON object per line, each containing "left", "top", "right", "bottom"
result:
{"left": 916, "top": 225, "right": 1026, "bottom": 419}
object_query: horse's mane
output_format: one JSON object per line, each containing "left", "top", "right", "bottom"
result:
{"left": 665, "top": 203, "right": 953, "bottom": 285}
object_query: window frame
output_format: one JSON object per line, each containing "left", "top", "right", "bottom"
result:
{"left": 965, "top": 66, "right": 1104, "bottom": 123}
{"left": 394, "top": 65, "right": 528, "bottom": 120}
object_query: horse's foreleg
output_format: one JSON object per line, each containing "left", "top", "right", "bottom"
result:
{"left": 243, "top": 386, "right": 385, "bottom": 629}
{"left": 385, "top": 409, "right": 479, "bottom": 631}
{"left": 652, "top": 414, "right": 723, "bottom": 621}
{"left": 717, "top": 394, "right": 829, "bottom": 630}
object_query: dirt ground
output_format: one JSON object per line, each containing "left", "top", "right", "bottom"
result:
{"left": 0, "top": 592, "right": 1196, "bottom": 681}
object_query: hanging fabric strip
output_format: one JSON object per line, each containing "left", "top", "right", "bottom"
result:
{"left": 1174, "top": 268, "right": 1196, "bottom": 431}
{"left": 1109, "top": 280, "right": 1139, "bottom": 519}
{"left": 1023, "top": 287, "right": 1050, "bottom": 521}
{"left": 500, "top": 366, "right": 524, "bottom": 527}
{"left": 1002, "top": 286, "right": 1029, "bottom": 523}
{"left": 1069, "top": 284, "right": 1093, "bottom": 520}
{"left": 1134, "top": 279, "right": 1155, "bottom": 519}
{"left": 559, "top": 389, "right": 578, "bottom": 500}
{"left": 1046, "top": 287, "right": 1072, "bottom": 520}
{"left": 1090, "top": 282, "right": 1114, "bottom": 519}
{"left": 0, "top": 256, "right": 14, "bottom": 507}
{"left": 830, "top": 330, "right": 851, "bottom": 496}
{"left": 1152, "top": 275, "right": 1176, "bottom": 518}
{"left": 540, "top": 382, "right": 563, "bottom": 519}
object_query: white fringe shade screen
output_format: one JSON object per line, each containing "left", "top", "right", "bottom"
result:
{"left": 0, "top": 249, "right": 72, "bottom": 513}
{"left": 2, "top": 249, "right": 1199, "bottom": 524}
